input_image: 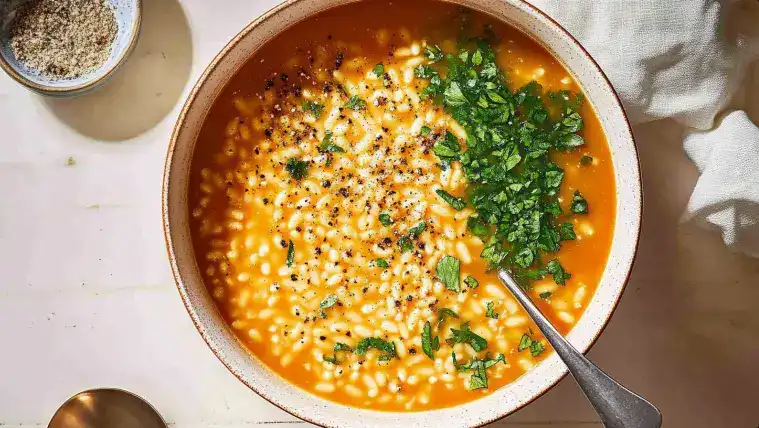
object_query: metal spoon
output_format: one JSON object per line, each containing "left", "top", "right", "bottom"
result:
{"left": 48, "top": 388, "right": 167, "bottom": 428}
{"left": 497, "top": 270, "right": 662, "bottom": 428}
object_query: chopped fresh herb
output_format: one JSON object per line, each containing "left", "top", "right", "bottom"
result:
{"left": 571, "top": 190, "right": 589, "bottom": 214}
{"left": 435, "top": 189, "right": 467, "bottom": 210}
{"left": 436, "top": 255, "right": 461, "bottom": 292}
{"left": 464, "top": 275, "right": 479, "bottom": 289}
{"left": 448, "top": 322, "right": 488, "bottom": 352}
{"left": 421, "top": 321, "right": 440, "bottom": 360}
{"left": 433, "top": 131, "right": 461, "bottom": 161}
{"left": 374, "top": 258, "right": 389, "bottom": 269}
{"left": 453, "top": 352, "right": 506, "bottom": 390}
{"left": 416, "top": 39, "right": 589, "bottom": 286}
{"left": 420, "top": 125, "right": 432, "bottom": 136}
{"left": 485, "top": 301, "right": 499, "bottom": 319}
{"left": 66, "top": 156, "right": 76, "bottom": 166}
{"left": 355, "top": 337, "right": 397, "bottom": 361}
{"left": 333, "top": 342, "right": 353, "bottom": 352}
{"left": 558, "top": 222, "right": 576, "bottom": 241}
{"left": 544, "top": 259, "right": 571, "bottom": 285}
{"left": 302, "top": 101, "right": 325, "bottom": 119}
{"left": 285, "top": 158, "right": 308, "bottom": 180}
{"left": 580, "top": 154, "right": 594, "bottom": 166}
{"left": 344, "top": 95, "right": 367, "bottom": 110}
{"left": 397, "top": 236, "right": 414, "bottom": 253}
{"left": 318, "top": 294, "right": 338, "bottom": 318}
{"left": 518, "top": 333, "right": 546, "bottom": 357}
{"left": 285, "top": 240, "right": 295, "bottom": 267}
{"left": 373, "top": 63, "right": 385, "bottom": 76}
{"left": 378, "top": 212, "right": 393, "bottom": 227}
{"left": 319, "top": 130, "right": 345, "bottom": 153}
{"left": 425, "top": 45, "right": 444, "bottom": 62}
{"left": 323, "top": 354, "right": 339, "bottom": 365}
{"left": 539, "top": 291, "right": 552, "bottom": 299}
{"left": 436, "top": 308, "right": 459, "bottom": 328}
{"left": 408, "top": 221, "right": 427, "bottom": 237}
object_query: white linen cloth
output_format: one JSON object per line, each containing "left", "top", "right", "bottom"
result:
{"left": 528, "top": 0, "right": 759, "bottom": 256}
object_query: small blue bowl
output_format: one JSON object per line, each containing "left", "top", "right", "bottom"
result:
{"left": 0, "top": 0, "right": 141, "bottom": 97}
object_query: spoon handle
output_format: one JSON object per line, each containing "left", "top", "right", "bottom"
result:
{"left": 497, "top": 270, "right": 661, "bottom": 428}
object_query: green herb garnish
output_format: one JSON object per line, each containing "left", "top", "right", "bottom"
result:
{"left": 344, "top": 95, "right": 367, "bottom": 111}
{"left": 453, "top": 352, "right": 506, "bottom": 389}
{"left": 420, "top": 125, "right": 432, "bottom": 136}
{"left": 286, "top": 240, "right": 295, "bottom": 267}
{"left": 539, "top": 291, "right": 552, "bottom": 299}
{"left": 355, "top": 337, "right": 397, "bottom": 361}
{"left": 435, "top": 189, "right": 467, "bottom": 210}
{"left": 397, "top": 221, "right": 427, "bottom": 253}
{"left": 485, "top": 301, "right": 499, "bottom": 319}
{"left": 373, "top": 63, "right": 384, "bottom": 76}
{"left": 319, "top": 130, "right": 345, "bottom": 153}
{"left": 408, "top": 221, "right": 427, "bottom": 237}
{"left": 448, "top": 322, "right": 487, "bottom": 352}
{"left": 571, "top": 190, "right": 589, "bottom": 214}
{"left": 374, "top": 258, "right": 389, "bottom": 269}
{"left": 379, "top": 212, "right": 393, "bottom": 226}
{"left": 421, "top": 321, "right": 440, "bottom": 360}
{"left": 318, "top": 294, "right": 338, "bottom": 318}
{"left": 518, "top": 333, "right": 546, "bottom": 357}
{"left": 464, "top": 275, "right": 479, "bottom": 289}
{"left": 580, "top": 154, "right": 594, "bottom": 166}
{"left": 436, "top": 308, "right": 459, "bottom": 328}
{"left": 416, "top": 39, "right": 588, "bottom": 286}
{"left": 436, "top": 255, "right": 461, "bottom": 292}
{"left": 334, "top": 342, "right": 353, "bottom": 352}
{"left": 303, "top": 101, "right": 325, "bottom": 119}
{"left": 285, "top": 158, "right": 308, "bottom": 180}
{"left": 323, "top": 355, "right": 339, "bottom": 365}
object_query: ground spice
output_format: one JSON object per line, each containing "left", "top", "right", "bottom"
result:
{"left": 9, "top": 0, "right": 118, "bottom": 79}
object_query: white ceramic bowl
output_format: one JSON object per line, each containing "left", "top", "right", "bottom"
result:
{"left": 162, "top": 1, "right": 641, "bottom": 427}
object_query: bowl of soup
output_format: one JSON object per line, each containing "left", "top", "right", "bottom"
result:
{"left": 162, "top": 0, "right": 640, "bottom": 426}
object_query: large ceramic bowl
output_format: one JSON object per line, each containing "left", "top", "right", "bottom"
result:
{"left": 162, "top": 0, "right": 641, "bottom": 427}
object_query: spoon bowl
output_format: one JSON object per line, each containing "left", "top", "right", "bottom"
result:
{"left": 47, "top": 388, "right": 167, "bottom": 428}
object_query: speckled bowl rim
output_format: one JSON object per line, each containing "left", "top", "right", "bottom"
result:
{"left": 0, "top": 0, "right": 142, "bottom": 96}
{"left": 162, "top": 1, "right": 641, "bottom": 427}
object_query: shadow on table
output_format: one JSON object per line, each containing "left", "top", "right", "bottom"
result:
{"left": 490, "top": 119, "right": 759, "bottom": 427}
{"left": 43, "top": 0, "right": 193, "bottom": 142}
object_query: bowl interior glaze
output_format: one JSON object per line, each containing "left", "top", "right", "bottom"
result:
{"left": 162, "top": 1, "right": 640, "bottom": 427}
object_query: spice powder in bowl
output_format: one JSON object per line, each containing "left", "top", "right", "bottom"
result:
{"left": 9, "top": 0, "right": 117, "bottom": 79}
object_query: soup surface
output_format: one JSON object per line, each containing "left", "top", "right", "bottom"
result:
{"left": 190, "top": 0, "right": 615, "bottom": 412}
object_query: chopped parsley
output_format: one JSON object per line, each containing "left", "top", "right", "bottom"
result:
{"left": 571, "top": 190, "right": 589, "bottom": 214}
{"left": 378, "top": 212, "right": 393, "bottom": 226}
{"left": 558, "top": 222, "right": 576, "bottom": 241}
{"left": 518, "top": 333, "right": 546, "bottom": 357}
{"left": 355, "top": 337, "right": 397, "bottom": 361}
{"left": 435, "top": 189, "right": 467, "bottom": 210}
{"left": 319, "top": 130, "right": 345, "bottom": 153}
{"left": 302, "top": 101, "right": 325, "bottom": 119}
{"left": 285, "top": 240, "right": 294, "bottom": 267}
{"left": 453, "top": 352, "right": 506, "bottom": 389}
{"left": 436, "top": 255, "right": 461, "bottom": 292}
{"left": 420, "top": 125, "right": 432, "bottom": 136}
{"left": 323, "top": 355, "right": 339, "bottom": 365}
{"left": 421, "top": 321, "right": 440, "bottom": 360}
{"left": 544, "top": 259, "right": 571, "bottom": 285}
{"left": 397, "top": 221, "right": 427, "bottom": 253}
{"left": 374, "top": 258, "right": 389, "bottom": 269}
{"left": 448, "top": 322, "right": 487, "bottom": 352}
{"left": 416, "top": 39, "right": 589, "bottom": 286}
{"left": 344, "top": 95, "right": 367, "bottom": 110}
{"left": 464, "top": 275, "right": 479, "bottom": 289}
{"left": 539, "top": 291, "right": 553, "bottom": 299}
{"left": 485, "top": 301, "right": 499, "bottom": 319}
{"left": 373, "top": 63, "right": 384, "bottom": 76}
{"left": 318, "top": 294, "right": 338, "bottom": 318}
{"left": 436, "top": 308, "right": 459, "bottom": 328}
{"left": 580, "top": 154, "right": 594, "bottom": 166}
{"left": 334, "top": 342, "right": 353, "bottom": 352}
{"left": 285, "top": 158, "right": 308, "bottom": 181}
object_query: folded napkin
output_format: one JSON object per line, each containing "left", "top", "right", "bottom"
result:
{"left": 528, "top": 0, "right": 759, "bottom": 256}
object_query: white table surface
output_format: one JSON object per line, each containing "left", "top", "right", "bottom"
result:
{"left": 1, "top": 0, "right": 758, "bottom": 427}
